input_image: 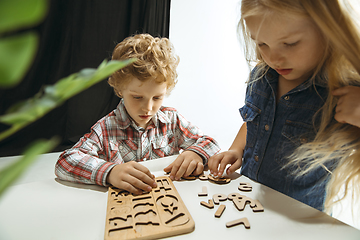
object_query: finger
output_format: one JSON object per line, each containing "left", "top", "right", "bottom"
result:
{"left": 163, "top": 161, "right": 174, "bottom": 173}
{"left": 169, "top": 155, "right": 184, "bottom": 181}
{"left": 193, "top": 162, "right": 204, "bottom": 176}
{"left": 117, "top": 177, "right": 145, "bottom": 195}
{"left": 332, "top": 86, "right": 350, "bottom": 96}
{"left": 125, "top": 174, "right": 154, "bottom": 192}
{"left": 130, "top": 165, "right": 157, "bottom": 188}
{"left": 174, "top": 159, "right": 190, "bottom": 180}
{"left": 226, "top": 159, "right": 242, "bottom": 175}
{"left": 217, "top": 155, "right": 235, "bottom": 177}
{"left": 183, "top": 160, "right": 198, "bottom": 177}
{"left": 133, "top": 162, "right": 154, "bottom": 179}
{"left": 208, "top": 154, "right": 223, "bottom": 174}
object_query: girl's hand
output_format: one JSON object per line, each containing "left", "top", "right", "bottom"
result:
{"left": 106, "top": 161, "right": 157, "bottom": 195}
{"left": 208, "top": 150, "right": 243, "bottom": 177}
{"left": 332, "top": 86, "right": 360, "bottom": 128}
{"left": 163, "top": 151, "right": 204, "bottom": 181}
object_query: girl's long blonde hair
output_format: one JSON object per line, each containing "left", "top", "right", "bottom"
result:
{"left": 239, "top": 0, "right": 360, "bottom": 212}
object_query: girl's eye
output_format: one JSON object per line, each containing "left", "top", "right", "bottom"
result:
{"left": 257, "top": 43, "right": 266, "bottom": 47}
{"left": 285, "top": 41, "right": 299, "bottom": 47}
{"left": 153, "top": 96, "right": 162, "bottom": 100}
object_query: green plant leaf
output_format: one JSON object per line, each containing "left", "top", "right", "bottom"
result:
{"left": 0, "top": 0, "right": 48, "bottom": 34}
{"left": 0, "top": 58, "right": 135, "bottom": 141}
{"left": 0, "top": 137, "right": 59, "bottom": 196}
{"left": 0, "top": 32, "right": 38, "bottom": 87}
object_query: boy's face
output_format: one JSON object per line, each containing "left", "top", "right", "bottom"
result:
{"left": 120, "top": 78, "right": 167, "bottom": 128}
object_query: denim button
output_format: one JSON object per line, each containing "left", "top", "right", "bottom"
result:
{"left": 265, "top": 124, "right": 269, "bottom": 131}
{"left": 254, "top": 155, "right": 259, "bottom": 161}
{"left": 284, "top": 96, "right": 290, "bottom": 100}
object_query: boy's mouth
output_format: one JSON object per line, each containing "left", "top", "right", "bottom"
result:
{"left": 139, "top": 115, "right": 151, "bottom": 119}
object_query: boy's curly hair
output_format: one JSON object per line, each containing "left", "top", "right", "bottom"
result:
{"left": 108, "top": 34, "right": 179, "bottom": 97}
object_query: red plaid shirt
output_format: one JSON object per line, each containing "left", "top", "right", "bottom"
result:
{"left": 55, "top": 100, "right": 220, "bottom": 186}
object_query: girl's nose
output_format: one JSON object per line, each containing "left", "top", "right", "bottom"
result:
{"left": 268, "top": 50, "right": 284, "bottom": 66}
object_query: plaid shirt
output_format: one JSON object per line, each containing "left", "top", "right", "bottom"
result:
{"left": 55, "top": 99, "right": 220, "bottom": 186}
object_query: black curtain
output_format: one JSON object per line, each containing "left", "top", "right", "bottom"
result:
{"left": 0, "top": 0, "right": 171, "bottom": 157}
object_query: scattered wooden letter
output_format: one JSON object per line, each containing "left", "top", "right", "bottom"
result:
{"left": 200, "top": 199, "right": 214, "bottom": 209}
{"left": 226, "top": 217, "right": 250, "bottom": 229}
{"left": 198, "top": 186, "right": 208, "bottom": 197}
{"left": 212, "top": 193, "right": 228, "bottom": 205}
{"left": 238, "top": 182, "right": 252, "bottom": 192}
{"left": 214, "top": 204, "right": 226, "bottom": 218}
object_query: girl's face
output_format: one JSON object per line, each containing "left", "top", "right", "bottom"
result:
{"left": 119, "top": 78, "right": 167, "bottom": 128}
{"left": 246, "top": 13, "right": 325, "bottom": 87}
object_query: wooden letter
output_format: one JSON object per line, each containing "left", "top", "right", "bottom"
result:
{"left": 214, "top": 204, "right": 226, "bottom": 218}
{"left": 212, "top": 193, "right": 228, "bottom": 205}
{"left": 226, "top": 217, "right": 250, "bottom": 229}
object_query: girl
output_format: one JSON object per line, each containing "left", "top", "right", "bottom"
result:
{"left": 208, "top": 0, "right": 360, "bottom": 212}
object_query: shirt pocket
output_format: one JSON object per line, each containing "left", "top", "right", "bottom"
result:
{"left": 151, "top": 134, "right": 178, "bottom": 158}
{"left": 240, "top": 102, "right": 261, "bottom": 148}
{"left": 109, "top": 140, "right": 135, "bottom": 163}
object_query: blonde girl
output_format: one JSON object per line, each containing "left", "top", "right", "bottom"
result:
{"left": 208, "top": 0, "right": 360, "bottom": 212}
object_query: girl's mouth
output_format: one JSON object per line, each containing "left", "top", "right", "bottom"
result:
{"left": 275, "top": 68, "right": 293, "bottom": 75}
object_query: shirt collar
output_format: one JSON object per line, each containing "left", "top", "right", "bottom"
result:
{"left": 114, "top": 99, "right": 170, "bottom": 130}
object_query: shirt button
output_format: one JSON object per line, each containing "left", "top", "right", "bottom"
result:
{"left": 284, "top": 96, "right": 290, "bottom": 100}
{"left": 254, "top": 155, "right": 259, "bottom": 162}
{"left": 119, "top": 146, "right": 123, "bottom": 150}
{"left": 300, "top": 137, "right": 308, "bottom": 143}
{"left": 265, "top": 124, "right": 269, "bottom": 131}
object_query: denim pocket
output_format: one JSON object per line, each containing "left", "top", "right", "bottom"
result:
{"left": 240, "top": 102, "right": 261, "bottom": 148}
{"left": 276, "top": 120, "right": 318, "bottom": 180}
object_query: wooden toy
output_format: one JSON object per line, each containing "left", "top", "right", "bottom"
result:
{"left": 198, "top": 186, "right": 208, "bottom": 196}
{"left": 214, "top": 204, "right": 226, "bottom": 218}
{"left": 208, "top": 174, "right": 231, "bottom": 184}
{"left": 200, "top": 199, "right": 214, "bottom": 209}
{"left": 251, "top": 200, "right": 264, "bottom": 212}
{"left": 104, "top": 176, "right": 195, "bottom": 240}
{"left": 226, "top": 218, "right": 250, "bottom": 229}
{"left": 213, "top": 193, "right": 228, "bottom": 205}
{"left": 238, "top": 182, "right": 252, "bottom": 192}
{"left": 228, "top": 193, "right": 256, "bottom": 211}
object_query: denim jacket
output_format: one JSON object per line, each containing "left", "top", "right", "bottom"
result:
{"left": 240, "top": 67, "right": 329, "bottom": 211}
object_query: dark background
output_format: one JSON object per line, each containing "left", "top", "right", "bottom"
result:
{"left": 0, "top": 0, "right": 171, "bottom": 157}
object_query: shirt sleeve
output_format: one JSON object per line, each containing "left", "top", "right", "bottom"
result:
{"left": 174, "top": 112, "right": 221, "bottom": 164}
{"left": 54, "top": 120, "right": 118, "bottom": 186}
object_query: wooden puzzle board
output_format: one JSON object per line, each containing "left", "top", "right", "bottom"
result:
{"left": 104, "top": 176, "right": 195, "bottom": 240}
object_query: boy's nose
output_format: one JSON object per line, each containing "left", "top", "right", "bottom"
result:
{"left": 142, "top": 100, "right": 153, "bottom": 111}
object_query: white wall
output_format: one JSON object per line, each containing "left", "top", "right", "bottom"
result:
{"left": 166, "top": 0, "right": 248, "bottom": 151}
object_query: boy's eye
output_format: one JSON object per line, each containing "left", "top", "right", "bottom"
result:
{"left": 153, "top": 96, "right": 163, "bottom": 100}
{"left": 133, "top": 96, "right": 142, "bottom": 99}
{"left": 257, "top": 43, "right": 266, "bottom": 47}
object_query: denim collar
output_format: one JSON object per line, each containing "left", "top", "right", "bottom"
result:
{"left": 114, "top": 99, "right": 170, "bottom": 130}
{"left": 264, "top": 68, "right": 328, "bottom": 94}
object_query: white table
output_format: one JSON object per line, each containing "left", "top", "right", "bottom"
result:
{"left": 0, "top": 152, "right": 359, "bottom": 240}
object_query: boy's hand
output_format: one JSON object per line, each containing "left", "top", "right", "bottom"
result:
{"left": 163, "top": 151, "right": 204, "bottom": 181}
{"left": 333, "top": 86, "right": 360, "bottom": 128}
{"left": 106, "top": 161, "right": 157, "bottom": 195}
{"left": 208, "top": 150, "right": 243, "bottom": 177}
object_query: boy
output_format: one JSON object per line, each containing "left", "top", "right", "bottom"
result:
{"left": 55, "top": 34, "right": 220, "bottom": 195}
